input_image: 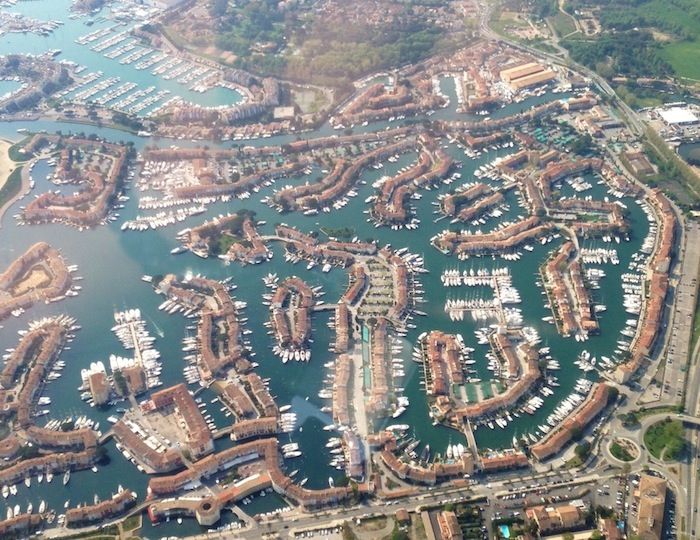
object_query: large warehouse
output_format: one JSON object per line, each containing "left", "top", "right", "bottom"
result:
{"left": 500, "top": 62, "right": 556, "bottom": 92}
{"left": 658, "top": 107, "right": 699, "bottom": 126}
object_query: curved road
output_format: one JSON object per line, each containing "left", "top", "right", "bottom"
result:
{"left": 477, "top": 2, "right": 645, "bottom": 135}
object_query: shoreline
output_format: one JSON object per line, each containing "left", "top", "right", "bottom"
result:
{"left": 0, "top": 138, "right": 29, "bottom": 230}
{"left": 0, "top": 138, "right": 17, "bottom": 192}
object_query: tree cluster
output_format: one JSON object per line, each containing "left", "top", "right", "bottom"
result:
{"left": 563, "top": 31, "right": 671, "bottom": 78}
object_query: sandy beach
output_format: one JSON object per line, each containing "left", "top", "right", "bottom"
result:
{"left": 0, "top": 138, "right": 30, "bottom": 229}
{"left": 0, "top": 139, "right": 17, "bottom": 192}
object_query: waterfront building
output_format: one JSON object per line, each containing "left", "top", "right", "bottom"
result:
{"left": 635, "top": 475, "right": 667, "bottom": 540}
{"left": 149, "top": 383, "right": 214, "bottom": 459}
{"left": 65, "top": 489, "right": 136, "bottom": 528}
{"left": 230, "top": 417, "right": 279, "bottom": 442}
{"left": 88, "top": 371, "right": 111, "bottom": 406}
{"left": 0, "top": 242, "right": 72, "bottom": 320}
{"left": 530, "top": 384, "right": 611, "bottom": 461}
{"left": 333, "top": 354, "right": 351, "bottom": 427}
{"left": 615, "top": 188, "right": 676, "bottom": 383}
{"left": 480, "top": 451, "right": 529, "bottom": 473}
{"left": 0, "top": 513, "right": 43, "bottom": 537}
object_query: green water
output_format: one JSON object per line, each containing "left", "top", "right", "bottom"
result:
{"left": 4, "top": 0, "right": 242, "bottom": 115}
{"left": 0, "top": 0, "right": 653, "bottom": 532}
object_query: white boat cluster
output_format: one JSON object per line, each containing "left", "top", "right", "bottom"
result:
{"left": 518, "top": 378, "right": 594, "bottom": 443}
{"left": 430, "top": 76, "right": 453, "bottom": 108}
{"left": 198, "top": 396, "right": 221, "bottom": 429}
{"left": 108, "top": 309, "right": 163, "bottom": 390}
{"left": 579, "top": 247, "right": 620, "bottom": 265}
{"left": 159, "top": 297, "right": 201, "bottom": 319}
{"left": 120, "top": 206, "right": 206, "bottom": 232}
{"left": 622, "top": 274, "right": 643, "bottom": 315}
{"left": 586, "top": 267, "right": 606, "bottom": 290}
{"left": 183, "top": 343, "right": 201, "bottom": 386}
{"left": 445, "top": 442, "right": 466, "bottom": 461}
{"left": 271, "top": 346, "right": 311, "bottom": 364}
{"left": 565, "top": 175, "right": 593, "bottom": 192}
{"left": 280, "top": 412, "right": 298, "bottom": 435}
{"left": 70, "top": 24, "right": 225, "bottom": 117}
{"left": 440, "top": 266, "right": 509, "bottom": 287}
{"left": 521, "top": 326, "right": 542, "bottom": 346}
{"left": 574, "top": 350, "right": 598, "bottom": 373}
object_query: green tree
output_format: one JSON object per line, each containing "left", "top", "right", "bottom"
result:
{"left": 575, "top": 441, "right": 592, "bottom": 460}
{"left": 209, "top": 0, "right": 228, "bottom": 17}
{"left": 391, "top": 529, "right": 410, "bottom": 540}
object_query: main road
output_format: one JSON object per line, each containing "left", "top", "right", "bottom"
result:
{"left": 476, "top": 1, "right": 645, "bottom": 135}
{"left": 477, "top": 3, "right": 700, "bottom": 536}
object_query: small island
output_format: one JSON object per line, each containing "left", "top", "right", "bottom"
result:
{"left": 0, "top": 242, "right": 75, "bottom": 320}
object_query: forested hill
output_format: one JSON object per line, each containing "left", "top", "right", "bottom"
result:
{"left": 530, "top": 0, "right": 700, "bottom": 80}
{"left": 172, "top": 0, "right": 469, "bottom": 88}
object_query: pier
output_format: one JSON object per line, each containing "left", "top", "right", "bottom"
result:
{"left": 312, "top": 303, "right": 338, "bottom": 312}
{"left": 463, "top": 420, "right": 479, "bottom": 458}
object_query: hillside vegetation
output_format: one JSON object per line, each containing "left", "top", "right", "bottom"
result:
{"left": 178, "top": 0, "right": 466, "bottom": 87}
{"left": 531, "top": 0, "right": 700, "bottom": 79}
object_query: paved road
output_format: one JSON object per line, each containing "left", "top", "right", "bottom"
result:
{"left": 42, "top": 5, "right": 700, "bottom": 539}
{"left": 476, "top": 2, "right": 645, "bottom": 136}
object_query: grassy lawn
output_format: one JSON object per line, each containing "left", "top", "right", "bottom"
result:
{"left": 122, "top": 513, "right": 141, "bottom": 532}
{"left": 643, "top": 419, "right": 685, "bottom": 460}
{"left": 528, "top": 40, "right": 562, "bottom": 55}
{"left": 489, "top": 9, "right": 530, "bottom": 40}
{"left": 0, "top": 166, "right": 22, "bottom": 209}
{"left": 634, "top": 96, "right": 664, "bottom": 108}
{"left": 548, "top": 12, "right": 578, "bottom": 38}
{"left": 356, "top": 515, "right": 389, "bottom": 532}
{"left": 564, "top": 455, "right": 583, "bottom": 468}
{"left": 8, "top": 137, "right": 31, "bottom": 162}
{"left": 659, "top": 41, "right": 700, "bottom": 80}
{"left": 610, "top": 441, "right": 634, "bottom": 462}
{"left": 642, "top": 0, "right": 700, "bottom": 39}
{"left": 410, "top": 513, "right": 429, "bottom": 540}
{"left": 489, "top": 18, "right": 516, "bottom": 40}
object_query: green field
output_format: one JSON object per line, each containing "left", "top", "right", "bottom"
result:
{"left": 545, "top": 0, "right": 700, "bottom": 79}
{"left": 643, "top": 419, "right": 685, "bottom": 461}
{"left": 659, "top": 41, "right": 700, "bottom": 80}
{"left": 548, "top": 12, "right": 578, "bottom": 38}
{"left": 489, "top": 11, "right": 531, "bottom": 40}
{"left": 8, "top": 137, "right": 31, "bottom": 162}
{"left": 0, "top": 166, "right": 22, "bottom": 208}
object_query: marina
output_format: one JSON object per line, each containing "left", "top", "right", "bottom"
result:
{"left": 0, "top": 120, "right": 655, "bottom": 531}
{"left": 0, "top": 0, "right": 682, "bottom": 536}
{"left": 0, "top": 112, "right": 655, "bottom": 531}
